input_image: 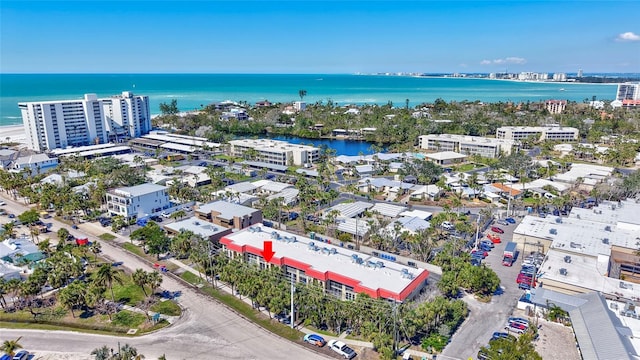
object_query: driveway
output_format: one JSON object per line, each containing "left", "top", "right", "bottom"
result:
{"left": 442, "top": 219, "right": 524, "bottom": 359}
{"left": 0, "top": 195, "right": 330, "bottom": 360}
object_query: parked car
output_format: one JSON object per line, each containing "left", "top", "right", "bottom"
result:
{"left": 497, "top": 219, "right": 510, "bottom": 226}
{"left": 1, "top": 353, "right": 11, "bottom": 360}
{"left": 328, "top": 340, "right": 357, "bottom": 359}
{"left": 490, "top": 226, "right": 504, "bottom": 234}
{"left": 470, "top": 258, "right": 482, "bottom": 267}
{"left": 505, "top": 324, "right": 526, "bottom": 334}
{"left": 502, "top": 256, "right": 514, "bottom": 267}
{"left": 12, "top": 351, "right": 29, "bottom": 360}
{"left": 480, "top": 240, "right": 495, "bottom": 248}
{"left": 182, "top": 206, "right": 192, "bottom": 212}
{"left": 487, "top": 233, "right": 501, "bottom": 244}
{"left": 491, "top": 332, "right": 516, "bottom": 341}
{"left": 479, "top": 243, "right": 493, "bottom": 252}
{"left": 0, "top": 201, "right": 5, "bottom": 206}
{"left": 262, "top": 220, "right": 273, "bottom": 228}
{"left": 161, "top": 211, "right": 173, "bottom": 218}
{"left": 472, "top": 250, "right": 488, "bottom": 258}
{"left": 303, "top": 334, "right": 327, "bottom": 347}
{"left": 505, "top": 217, "right": 516, "bottom": 224}
{"left": 441, "top": 221, "right": 454, "bottom": 230}
{"left": 508, "top": 317, "right": 530, "bottom": 326}
{"left": 8, "top": 213, "right": 15, "bottom": 219}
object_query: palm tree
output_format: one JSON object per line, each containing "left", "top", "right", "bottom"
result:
{"left": 94, "top": 263, "right": 124, "bottom": 302}
{"left": 132, "top": 269, "right": 149, "bottom": 297}
{"left": 146, "top": 271, "right": 163, "bottom": 295}
{"left": 0, "top": 336, "right": 23, "bottom": 356}
{"left": 298, "top": 89, "right": 307, "bottom": 101}
{"left": 91, "top": 345, "right": 110, "bottom": 360}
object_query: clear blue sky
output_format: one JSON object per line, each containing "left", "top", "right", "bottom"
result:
{"left": 1, "top": 0, "right": 639, "bottom": 74}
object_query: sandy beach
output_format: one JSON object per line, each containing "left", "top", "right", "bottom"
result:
{"left": 0, "top": 124, "right": 29, "bottom": 146}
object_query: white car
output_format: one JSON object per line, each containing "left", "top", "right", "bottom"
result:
{"left": 161, "top": 211, "right": 173, "bottom": 218}
{"left": 441, "top": 221, "right": 454, "bottom": 230}
{"left": 328, "top": 340, "right": 356, "bottom": 359}
{"left": 182, "top": 206, "right": 192, "bottom": 212}
{"left": 0, "top": 201, "right": 5, "bottom": 206}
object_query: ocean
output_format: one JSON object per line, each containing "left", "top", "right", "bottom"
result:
{"left": 0, "top": 73, "right": 618, "bottom": 127}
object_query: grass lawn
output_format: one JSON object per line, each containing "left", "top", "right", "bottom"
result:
{"left": 455, "top": 163, "right": 477, "bottom": 172}
{"left": 180, "top": 271, "right": 203, "bottom": 285}
{"left": 150, "top": 300, "right": 181, "bottom": 316}
{"left": 110, "top": 277, "right": 147, "bottom": 306}
{"left": 122, "top": 242, "right": 145, "bottom": 257}
{"left": 99, "top": 233, "right": 116, "bottom": 241}
{"left": 111, "top": 310, "right": 147, "bottom": 328}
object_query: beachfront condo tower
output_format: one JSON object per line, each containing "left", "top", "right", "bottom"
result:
{"left": 19, "top": 91, "right": 151, "bottom": 151}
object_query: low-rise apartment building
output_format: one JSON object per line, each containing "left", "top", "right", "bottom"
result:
{"left": 164, "top": 217, "right": 233, "bottom": 243}
{"left": 220, "top": 225, "right": 429, "bottom": 302}
{"left": 195, "top": 200, "right": 262, "bottom": 230}
{"left": 418, "top": 134, "right": 517, "bottom": 158}
{"left": 496, "top": 126, "right": 579, "bottom": 142}
{"left": 228, "top": 139, "right": 319, "bottom": 166}
{"left": 106, "top": 183, "right": 170, "bottom": 219}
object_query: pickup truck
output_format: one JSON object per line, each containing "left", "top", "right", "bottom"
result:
{"left": 328, "top": 340, "right": 357, "bottom": 359}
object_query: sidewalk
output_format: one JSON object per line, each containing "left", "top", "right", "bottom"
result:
{"left": 119, "top": 303, "right": 180, "bottom": 324}
{"left": 166, "top": 256, "right": 379, "bottom": 348}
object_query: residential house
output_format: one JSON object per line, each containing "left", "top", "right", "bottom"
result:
{"left": 195, "top": 200, "right": 262, "bottom": 230}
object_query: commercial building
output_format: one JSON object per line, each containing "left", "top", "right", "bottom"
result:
{"left": 106, "top": 183, "right": 170, "bottom": 219}
{"left": 195, "top": 200, "right": 262, "bottom": 230}
{"left": 418, "top": 134, "right": 517, "bottom": 158}
{"left": 512, "top": 200, "right": 640, "bottom": 298}
{"left": 19, "top": 92, "right": 150, "bottom": 151}
{"left": 228, "top": 139, "right": 319, "bottom": 166}
{"left": 496, "top": 126, "right": 579, "bottom": 142}
{"left": 220, "top": 225, "right": 429, "bottom": 302}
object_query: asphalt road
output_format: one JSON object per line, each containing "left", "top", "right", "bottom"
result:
{"left": 442, "top": 218, "right": 524, "bottom": 360}
{"left": 0, "top": 195, "right": 330, "bottom": 360}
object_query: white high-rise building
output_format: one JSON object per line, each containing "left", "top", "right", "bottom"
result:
{"left": 19, "top": 91, "right": 150, "bottom": 151}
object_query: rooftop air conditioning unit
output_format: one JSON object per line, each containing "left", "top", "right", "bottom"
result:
{"left": 605, "top": 226, "right": 611, "bottom": 232}
{"left": 559, "top": 268, "right": 568, "bottom": 276}
{"left": 555, "top": 217, "right": 562, "bottom": 223}
{"left": 603, "top": 238, "right": 610, "bottom": 244}
{"left": 564, "top": 256, "right": 572, "bottom": 263}
{"left": 549, "top": 228, "right": 557, "bottom": 235}
{"left": 570, "top": 242, "right": 579, "bottom": 248}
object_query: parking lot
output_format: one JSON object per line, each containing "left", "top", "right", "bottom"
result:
{"left": 443, "top": 215, "right": 532, "bottom": 360}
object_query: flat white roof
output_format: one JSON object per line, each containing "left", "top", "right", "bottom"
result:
{"left": 111, "top": 183, "right": 167, "bottom": 197}
{"left": 229, "top": 138, "right": 319, "bottom": 152}
{"left": 51, "top": 143, "right": 117, "bottom": 156}
{"left": 425, "top": 151, "right": 467, "bottom": 161}
{"left": 399, "top": 209, "right": 433, "bottom": 220}
{"left": 197, "top": 200, "right": 257, "bottom": 219}
{"left": 160, "top": 143, "right": 196, "bottom": 152}
{"left": 222, "top": 225, "right": 427, "bottom": 297}
{"left": 164, "top": 217, "right": 229, "bottom": 238}
{"left": 515, "top": 215, "right": 639, "bottom": 256}
{"left": 539, "top": 249, "right": 640, "bottom": 299}
{"left": 71, "top": 145, "right": 131, "bottom": 157}
{"left": 144, "top": 133, "right": 220, "bottom": 148}
{"left": 420, "top": 134, "right": 517, "bottom": 146}
{"left": 497, "top": 126, "right": 579, "bottom": 132}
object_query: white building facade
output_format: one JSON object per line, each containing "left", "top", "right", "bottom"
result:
{"left": 418, "top": 134, "right": 517, "bottom": 158}
{"left": 106, "top": 183, "right": 170, "bottom": 219}
{"left": 228, "top": 139, "right": 319, "bottom": 166}
{"left": 19, "top": 92, "right": 150, "bottom": 151}
{"left": 496, "top": 126, "right": 579, "bottom": 142}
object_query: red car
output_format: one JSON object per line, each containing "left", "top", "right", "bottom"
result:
{"left": 472, "top": 250, "right": 489, "bottom": 258}
{"left": 517, "top": 274, "right": 536, "bottom": 286}
{"left": 502, "top": 256, "right": 514, "bottom": 266}
{"left": 487, "top": 233, "right": 502, "bottom": 244}
{"left": 491, "top": 226, "right": 505, "bottom": 234}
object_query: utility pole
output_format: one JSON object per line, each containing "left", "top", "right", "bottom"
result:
{"left": 290, "top": 274, "right": 295, "bottom": 329}
{"left": 392, "top": 301, "right": 399, "bottom": 356}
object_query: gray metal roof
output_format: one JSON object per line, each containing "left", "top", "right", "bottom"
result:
{"left": 324, "top": 201, "right": 373, "bottom": 219}
{"left": 569, "top": 292, "right": 635, "bottom": 360}
{"left": 370, "top": 203, "right": 407, "bottom": 218}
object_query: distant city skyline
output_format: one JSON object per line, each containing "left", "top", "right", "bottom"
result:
{"left": 1, "top": 1, "right": 639, "bottom": 74}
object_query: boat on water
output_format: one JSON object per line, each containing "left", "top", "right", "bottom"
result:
{"left": 559, "top": 88, "right": 565, "bottom": 91}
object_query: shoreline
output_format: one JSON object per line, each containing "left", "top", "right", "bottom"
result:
{"left": 0, "top": 124, "right": 29, "bottom": 146}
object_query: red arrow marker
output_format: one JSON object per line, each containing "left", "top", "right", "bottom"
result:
{"left": 261, "top": 241, "right": 275, "bottom": 262}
